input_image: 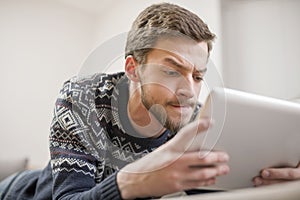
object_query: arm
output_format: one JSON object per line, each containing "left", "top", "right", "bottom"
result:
{"left": 117, "top": 119, "right": 230, "bottom": 199}
{"left": 253, "top": 162, "right": 300, "bottom": 187}
{"left": 49, "top": 80, "right": 122, "bottom": 200}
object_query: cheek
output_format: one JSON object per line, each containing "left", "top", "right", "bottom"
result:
{"left": 143, "top": 83, "right": 176, "bottom": 100}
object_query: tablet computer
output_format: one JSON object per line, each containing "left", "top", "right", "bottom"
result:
{"left": 198, "top": 87, "right": 300, "bottom": 190}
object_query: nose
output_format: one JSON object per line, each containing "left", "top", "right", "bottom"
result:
{"left": 175, "top": 76, "right": 195, "bottom": 99}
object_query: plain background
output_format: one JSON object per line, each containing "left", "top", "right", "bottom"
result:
{"left": 0, "top": 0, "right": 299, "bottom": 168}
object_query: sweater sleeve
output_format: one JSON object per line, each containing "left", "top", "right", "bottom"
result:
{"left": 49, "top": 79, "right": 122, "bottom": 200}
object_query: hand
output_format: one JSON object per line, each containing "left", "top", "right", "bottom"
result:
{"left": 117, "top": 119, "right": 230, "bottom": 199}
{"left": 253, "top": 162, "right": 300, "bottom": 187}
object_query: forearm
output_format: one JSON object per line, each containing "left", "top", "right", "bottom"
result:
{"left": 53, "top": 171, "right": 122, "bottom": 200}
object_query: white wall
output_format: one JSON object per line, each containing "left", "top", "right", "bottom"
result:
{"left": 222, "top": 0, "right": 300, "bottom": 100}
{"left": 0, "top": 0, "right": 96, "bottom": 168}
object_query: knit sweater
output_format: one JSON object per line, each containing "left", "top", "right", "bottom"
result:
{"left": 3, "top": 72, "right": 177, "bottom": 200}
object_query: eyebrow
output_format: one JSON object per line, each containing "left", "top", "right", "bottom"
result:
{"left": 163, "top": 57, "right": 207, "bottom": 73}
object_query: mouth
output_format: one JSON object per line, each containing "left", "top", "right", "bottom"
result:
{"left": 169, "top": 104, "right": 193, "bottom": 113}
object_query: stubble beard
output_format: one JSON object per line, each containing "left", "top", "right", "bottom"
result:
{"left": 140, "top": 86, "right": 194, "bottom": 133}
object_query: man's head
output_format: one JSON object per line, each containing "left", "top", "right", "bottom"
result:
{"left": 125, "top": 3, "right": 215, "bottom": 133}
{"left": 125, "top": 2, "right": 215, "bottom": 64}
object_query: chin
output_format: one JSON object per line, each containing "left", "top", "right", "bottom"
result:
{"left": 165, "top": 116, "right": 191, "bottom": 132}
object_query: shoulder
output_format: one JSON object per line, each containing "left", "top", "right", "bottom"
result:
{"left": 57, "top": 72, "right": 126, "bottom": 104}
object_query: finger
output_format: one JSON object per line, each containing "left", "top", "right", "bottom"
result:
{"left": 180, "top": 178, "right": 216, "bottom": 190}
{"left": 260, "top": 167, "right": 300, "bottom": 180}
{"left": 186, "top": 164, "right": 229, "bottom": 181}
{"left": 198, "top": 150, "right": 229, "bottom": 163}
{"left": 178, "top": 151, "right": 229, "bottom": 167}
{"left": 252, "top": 176, "right": 288, "bottom": 187}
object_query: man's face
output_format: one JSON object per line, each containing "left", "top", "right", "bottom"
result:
{"left": 138, "top": 37, "right": 209, "bottom": 132}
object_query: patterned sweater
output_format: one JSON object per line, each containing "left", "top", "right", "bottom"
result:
{"left": 4, "top": 72, "right": 173, "bottom": 199}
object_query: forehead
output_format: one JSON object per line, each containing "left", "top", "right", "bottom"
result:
{"left": 150, "top": 36, "right": 209, "bottom": 69}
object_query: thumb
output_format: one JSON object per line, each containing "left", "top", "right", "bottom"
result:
{"left": 169, "top": 118, "right": 212, "bottom": 153}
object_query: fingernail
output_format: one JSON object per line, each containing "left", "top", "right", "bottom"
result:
{"left": 221, "top": 154, "right": 229, "bottom": 162}
{"left": 262, "top": 170, "right": 270, "bottom": 178}
{"left": 219, "top": 165, "right": 229, "bottom": 174}
{"left": 254, "top": 178, "right": 262, "bottom": 186}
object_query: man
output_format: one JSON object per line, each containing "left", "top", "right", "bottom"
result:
{"left": 0, "top": 3, "right": 299, "bottom": 200}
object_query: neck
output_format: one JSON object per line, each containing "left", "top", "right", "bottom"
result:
{"left": 127, "top": 82, "right": 166, "bottom": 138}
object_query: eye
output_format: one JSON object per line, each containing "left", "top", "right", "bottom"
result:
{"left": 164, "top": 69, "right": 180, "bottom": 77}
{"left": 193, "top": 75, "right": 203, "bottom": 82}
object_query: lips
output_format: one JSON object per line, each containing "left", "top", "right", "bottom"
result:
{"left": 167, "top": 99, "right": 196, "bottom": 115}
{"left": 171, "top": 104, "right": 191, "bottom": 108}
{"left": 168, "top": 101, "right": 196, "bottom": 108}
{"left": 169, "top": 104, "right": 193, "bottom": 114}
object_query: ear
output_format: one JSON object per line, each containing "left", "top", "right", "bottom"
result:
{"left": 125, "top": 55, "right": 140, "bottom": 82}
